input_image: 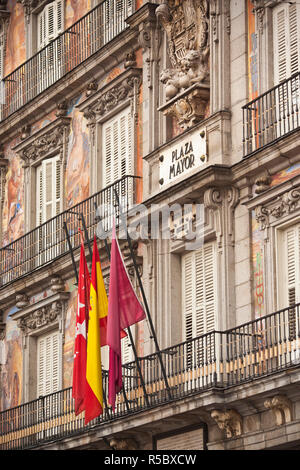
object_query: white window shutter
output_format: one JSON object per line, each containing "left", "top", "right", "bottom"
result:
{"left": 56, "top": 0, "right": 64, "bottom": 35}
{"left": 182, "top": 243, "right": 217, "bottom": 341}
{"left": 37, "top": 155, "right": 62, "bottom": 225}
{"left": 273, "top": 3, "right": 300, "bottom": 84}
{"left": 282, "top": 224, "right": 300, "bottom": 307}
{"left": 121, "top": 327, "right": 135, "bottom": 365}
{"left": 37, "top": 331, "right": 60, "bottom": 397}
{"left": 102, "top": 107, "right": 133, "bottom": 188}
{"left": 37, "top": 8, "right": 47, "bottom": 50}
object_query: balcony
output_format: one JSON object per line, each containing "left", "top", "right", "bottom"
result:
{"left": 243, "top": 72, "right": 300, "bottom": 157}
{"left": 1, "top": 302, "right": 300, "bottom": 449}
{"left": 0, "top": 0, "right": 135, "bottom": 122}
{"left": 0, "top": 175, "right": 138, "bottom": 289}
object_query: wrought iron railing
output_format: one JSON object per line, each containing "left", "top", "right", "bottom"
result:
{"left": 0, "top": 0, "right": 135, "bottom": 121}
{"left": 243, "top": 72, "right": 300, "bottom": 156}
{"left": 1, "top": 303, "right": 299, "bottom": 449}
{"left": 0, "top": 175, "right": 138, "bottom": 288}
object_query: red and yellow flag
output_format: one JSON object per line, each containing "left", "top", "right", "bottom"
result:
{"left": 84, "top": 236, "right": 105, "bottom": 425}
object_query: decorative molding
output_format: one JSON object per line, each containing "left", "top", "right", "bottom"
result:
{"left": 16, "top": 293, "right": 30, "bottom": 309}
{"left": 0, "top": 153, "right": 8, "bottom": 207}
{"left": 79, "top": 67, "right": 142, "bottom": 124}
{"left": 109, "top": 438, "right": 139, "bottom": 451}
{"left": 255, "top": 186, "right": 300, "bottom": 230}
{"left": 159, "top": 83, "right": 209, "bottom": 130}
{"left": 254, "top": 174, "right": 271, "bottom": 194}
{"left": 204, "top": 186, "right": 239, "bottom": 247}
{"left": 211, "top": 409, "right": 243, "bottom": 438}
{"left": 14, "top": 116, "right": 71, "bottom": 167}
{"left": 55, "top": 100, "right": 69, "bottom": 118}
{"left": 50, "top": 275, "right": 65, "bottom": 294}
{"left": 264, "top": 395, "right": 292, "bottom": 426}
{"left": 11, "top": 292, "right": 70, "bottom": 335}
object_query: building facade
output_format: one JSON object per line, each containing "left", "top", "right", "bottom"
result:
{"left": 0, "top": 0, "right": 300, "bottom": 451}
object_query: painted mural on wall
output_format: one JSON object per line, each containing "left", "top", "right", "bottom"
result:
{"left": 66, "top": 96, "right": 90, "bottom": 208}
{"left": 2, "top": 143, "right": 24, "bottom": 247}
{"left": 4, "top": 0, "right": 26, "bottom": 77}
{"left": 0, "top": 307, "right": 22, "bottom": 411}
{"left": 65, "top": 0, "right": 91, "bottom": 28}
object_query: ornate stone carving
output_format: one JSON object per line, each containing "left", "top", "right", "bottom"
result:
{"left": 0, "top": 153, "right": 8, "bottom": 208}
{"left": 204, "top": 186, "right": 239, "bottom": 247}
{"left": 109, "top": 438, "right": 139, "bottom": 451}
{"left": 159, "top": 84, "right": 209, "bottom": 129}
{"left": 18, "top": 301, "right": 63, "bottom": 333}
{"left": 17, "top": 0, "right": 39, "bottom": 22}
{"left": 156, "top": 0, "right": 210, "bottom": 122}
{"left": 11, "top": 291, "right": 70, "bottom": 335}
{"left": 50, "top": 276, "right": 65, "bottom": 294}
{"left": 14, "top": 117, "right": 71, "bottom": 166}
{"left": 85, "top": 71, "right": 142, "bottom": 120}
{"left": 16, "top": 294, "right": 29, "bottom": 309}
{"left": 86, "top": 80, "right": 98, "bottom": 97}
{"left": 211, "top": 409, "right": 243, "bottom": 438}
{"left": 255, "top": 175, "right": 271, "bottom": 194}
{"left": 55, "top": 100, "right": 69, "bottom": 118}
{"left": 264, "top": 395, "right": 292, "bottom": 426}
{"left": 255, "top": 186, "right": 300, "bottom": 230}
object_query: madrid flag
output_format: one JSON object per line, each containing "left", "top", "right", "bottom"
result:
{"left": 72, "top": 241, "right": 90, "bottom": 416}
{"left": 85, "top": 236, "right": 104, "bottom": 425}
{"left": 107, "top": 223, "right": 146, "bottom": 410}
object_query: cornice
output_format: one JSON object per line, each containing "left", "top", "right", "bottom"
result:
{"left": 77, "top": 66, "right": 142, "bottom": 123}
{"left": 11, "top": 291, "right": 70, "bottom": 335}
{"left": 13, "top": 116, "right": 71, "bottom": 166}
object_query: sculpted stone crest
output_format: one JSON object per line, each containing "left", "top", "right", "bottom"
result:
{"left": 156, "top": 0, "right": 210, "bottom": 100}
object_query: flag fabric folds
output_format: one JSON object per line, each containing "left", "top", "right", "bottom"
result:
{"left": 84, "top": 236, "right": 105, "bottom": 425}
{"left": 72, "top": 241, "right": 90, "bottom": 416}
{"left": 107, "top": 223, "right": 146, "bottom": 410}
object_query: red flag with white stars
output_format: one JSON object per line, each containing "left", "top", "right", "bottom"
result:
{"left": 72, "top": 241, "right": 90, "bottom": 416}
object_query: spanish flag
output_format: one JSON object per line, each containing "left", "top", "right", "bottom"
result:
{"left": 84, "top": 236, "right": 105, "bottom": 425}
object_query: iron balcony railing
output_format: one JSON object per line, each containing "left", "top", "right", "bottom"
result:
{"left": 0, "top": 0, "right": 135, "bottom": 121}
{"left": 1, "top": 302, "right": 300, "bottom": 449}
{"left": 243, "top": 71, "right": 300, "bottom": 156}
{"left": 0, "top": 175, "right": 138, "bottom": 288}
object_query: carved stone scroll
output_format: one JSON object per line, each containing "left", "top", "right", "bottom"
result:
{"left": 264, "top": 395, "right": 292, "bottom": 426}
{"left": 211, "top": 409, "right": 243, "bottom": 438}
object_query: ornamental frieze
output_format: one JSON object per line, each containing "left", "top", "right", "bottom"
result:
{"left": 18, "top": 301, "right": 62, "bottom": 333}
{"left": 11, "top": 291, "right": 70, "bottom": 336}
{"left": 255, "top": 187, "right": 300, "bottom": 230}
{"left": 13, "top": 116, "right": 71, "bottom": 166}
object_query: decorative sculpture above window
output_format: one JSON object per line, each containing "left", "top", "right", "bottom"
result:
{"left": 156, "top": 0, "right": 210, "bottom": 129}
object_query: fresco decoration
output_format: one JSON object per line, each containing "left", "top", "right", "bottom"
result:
{"left": 65, "top": 95, "right": 90, "bottom": 209}
{"left": 65, "top": 0, "right": 92, "bottom": 29}
{"left": 270, "top": 163, "right": 300, "bottom": 188}
{"left": 252, "top": 211, "right": 265, "bottom": 320}
{"left": 0, "top": 307, "right": 22, "bottom": 411}
{"left": 4, "top": 0, "right": 26, "bottom": 77}
{"left": 2, "top": 142, "right": 24, "bottom": 247}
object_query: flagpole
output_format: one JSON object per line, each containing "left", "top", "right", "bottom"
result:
{"left": 63, "top": 222, "right": 79, "bottom": 285}
{"left": 113, "top": 190, "right": 172, "bottom": 401}
{"left": 95, "top": 203, "right": 150, "bottom": 409}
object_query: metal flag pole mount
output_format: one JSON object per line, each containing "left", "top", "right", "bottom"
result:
{"left": 113, "top": 189, "right": 172, "bottom": 401}
{"left": 94, "top": 202, "right": 150, "bottom": 410}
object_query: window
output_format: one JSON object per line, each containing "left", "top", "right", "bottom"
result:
{"left": 102, "top": 0, "right": 134, "bottom": 44}
{"left": 102, "top": 106, "right": 133, "bottom": 188}
{"left": 100, "top": 106, "right": 134, "bottom": 225}
{"left": 37, "top": 0, "right": 64, "bottom": 50}
{"left": 37, "top": 0, "right": 64, "bottom": 92}
{"left": 36, "top": 155, "right": 62, "bottom": 226}
{"left": 182, "top": 243, "right": 217, "bottom": 371}
{"left": 182, "top": 243, "right": 217, "bottom": 341}
{"left": 273, "top": 2, "right": 300, "bottom": 135}
{"left": 37, "top": 330, "right": 61, "bottom": 397}
{"left": 36, "top": 155, "right": 62, "bottom": 264}
{"left": 273, "top": 2, "right": 300, "bottom": 85}
{"left": 277, "top": 223, "right": 300, "bottom": 343}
